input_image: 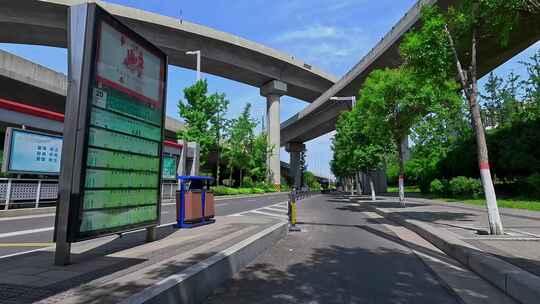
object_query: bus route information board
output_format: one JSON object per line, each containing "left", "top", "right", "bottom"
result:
{"left": 77, "top": 18, "right": 165, "bottom": 238}
{"left": 59, "top": 6, "right": 167, "bottom": 242}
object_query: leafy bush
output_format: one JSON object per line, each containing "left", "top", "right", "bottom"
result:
{"left": 519, "top": 173, "right": 540, "bottom": 198}
{"left": 238, "top": 188, "right": 252, "bottom": 194}
{"left": 252, "top": 188, "right": 265, "bottom": 194}
{"left": 213, "top": 186, "right": 238, "bottom": 196}
{"left": 448, "top": 176, "right": 483, "bottom": 198}
{"left": 212, "top": 186, "right": 269, "bottom": 196}
{"left": 429, "top": 179, "right": 446, "bottom": 195}
{"left": 242, "top": 176, "right": 254, "bottom": 188}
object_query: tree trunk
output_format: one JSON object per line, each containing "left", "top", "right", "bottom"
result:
{"left": 216, "top": 144, "right": 220, "bottom": 186}
{"left": 355, "top": 172, "right": 363, "bottom": 195}
{"left": 397, "top": 138, "right": 405, "bottom": 207}
{"left": 239, "top": 168, "right": 243, "bottom": 188}
{"left": 369, "top": 172, "right": 376, "bottom": 202}
{"left": 468, "top": 30, "right": 504, "bottom": 235}
{"left": 350, "top": 176, "right": 354, "bottom": 196}
{"left": 444, "top": 25, "right": 504, "bottom": 235}
{"left": 228, "top": 163, "right": 233, "bottom": 187}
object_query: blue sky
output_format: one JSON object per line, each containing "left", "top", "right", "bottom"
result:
{"left": 1, "top": 0, "right": 538, "bottom": 179}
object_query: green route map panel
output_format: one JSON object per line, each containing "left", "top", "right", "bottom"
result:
{"left": 90, "top": 106, "right": 161, "bottom": 141}
{"left": 85, "top": 169, "right": 158, "bottom": 188}
{"left": 88, "top": 127, "right": 159, "bottom": 156}
{"left": 79, "top": 82, "right": 163, "bottom": 235}
{"left": 80, "top": 205, "right": 157, "bottom": 232}
{"left": 87, "top": 148, "right": 159, "bottom": 171}
{"left": 83, "top": 189, "right": 158, "bottom": 209}
{"left": 93, "top": 87, "right": 161, "bottom": 125}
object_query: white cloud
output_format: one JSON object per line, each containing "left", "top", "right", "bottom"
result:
{"left": 273, "top": 25, "right": 370, "bottom": 74}
{"left": 274, "top": 25, "right": 341, "bottom": 42}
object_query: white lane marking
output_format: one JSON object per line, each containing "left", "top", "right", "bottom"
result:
{"left": 228, "top": 201, "right": 288, "bottom": 218}
{"left": 264, "top": 206, "right": 288, "bottom": 213}
{"left": 0, "top": 197, "right": 287, "bottom": 238}
{"left": 0, "top": 213, "right": 55, "bottom": 221}
{"left": 0, "top": 221, "right": 180, "bottom": 260}
{"left": 0, "top": 202, "right": 176, "bottom": 222}
{"left": 248, "top": 210, "right": 288, "bottom": 219}
{"left": 0, "top": 246, "right": 55, "bottom": 260}
{"left": 0, "top": 227, "right": 54, "bottom": 239}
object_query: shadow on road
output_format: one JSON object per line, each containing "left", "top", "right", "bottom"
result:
{"left": 206, "top": 244, "right": 458, "bottom": 304}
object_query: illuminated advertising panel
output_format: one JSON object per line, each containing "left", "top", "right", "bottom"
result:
{"left": 2, "top": 128, "right": 63, "bottom": 174}
{"left": 56, "top": 4, "right": 167, "bottom": 246}
{"left": 162, "top": 155, "right": 176, "bottom": 179}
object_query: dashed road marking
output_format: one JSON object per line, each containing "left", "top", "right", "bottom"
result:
{"left": 0, "top": 242, "right": 53, "bottom": 247}
{"left": 0, "top": 227, "right": 54, "bottom": 239}
{"left": 228, "top": 201, "right": 289, "bottom": 219}
{"left": 247, "top": 210, "right": 288, "bottom": 219}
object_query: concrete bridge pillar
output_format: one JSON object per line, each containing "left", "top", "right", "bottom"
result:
{"left": 286, "top": 142, "right": 305, "bottom": 188}
{"left": 261, "top": 80, "right": 287, "bottom": 189}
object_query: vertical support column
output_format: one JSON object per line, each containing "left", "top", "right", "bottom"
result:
{"left": 35, "top": 180, "right": 42, "bottom": 208}
{"left": 189, "top": 141, "right": 200, "bottom": 176}
{"left": 286, "top": 142, "right": 305, "bottom": 188}
{"left": 261, "top": 80, "right": 287, "bottom": 190}
{"left": 177, "top": 139, "right": 187, "bottom": 177}
{"left": 4, "top": 178, "right": 11, "bottom": 210}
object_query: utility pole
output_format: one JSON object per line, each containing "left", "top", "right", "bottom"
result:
{"left": 216, "top": 108, "right": 221, "bottom": 185}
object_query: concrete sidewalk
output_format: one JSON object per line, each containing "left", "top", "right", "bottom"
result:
{"left": 356, "top": 195, "right": 540, "bottom": 304}
{"left": 0, "top": 215, "right": 286, "bottom": 304}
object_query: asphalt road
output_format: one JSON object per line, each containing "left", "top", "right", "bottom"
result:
{"left": 205, "top": 194, "right": 461, "bottom": 304}
{"left": 0, "top": 193, "right": 290, "bottom": 258}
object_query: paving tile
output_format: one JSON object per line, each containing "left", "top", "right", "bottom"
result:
{"left": 5, "top": 266, "right": 50, "bottom": 276}
{"left": 0, "top": 273, "right": 43, "bottom": 285}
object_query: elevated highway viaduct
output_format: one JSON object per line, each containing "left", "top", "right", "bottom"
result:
{"left": 0, "top": 0, "right": 338, "bottom": 187}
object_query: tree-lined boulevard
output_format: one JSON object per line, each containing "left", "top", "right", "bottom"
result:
{"left": 331, "top": 1, "right": 540, "bottom": 235}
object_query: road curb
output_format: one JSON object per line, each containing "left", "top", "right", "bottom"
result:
{"left": 119, "top": 221, "right": 287, "bottom": 304}
{"left": 357, "top": 199, "right": 540, "bottom": 304}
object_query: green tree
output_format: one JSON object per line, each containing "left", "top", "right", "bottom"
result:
{"left": 209, "top": 92, "right": 229, "bottom": 185}
{"left": 331, "top": 111, "right": 360, "bottom": 194}
{"left": 178, "top": 80, "right": 229, "bottom": 174}
{"left": 331, "top": 107, "right": 390, "bottom": 198}
{"left": 501, "top": 71, "right": 522, "bottom": 124}
{"left": 442, "top": 0, "right": 538, "bottom": 234}
{"left": 303, "top": 171, "right": 321, "bottom": 190}
{"left": 480, "top": 72, "right": 504, "bottom": 127}
{"left": 358, "top": 66, "right": 458, "bottom": 205}
{"left": 224, "top": 103, "right": 257, "bottom": 187}
{"left": 249, "top": 133, "right": 271, "bottom": 183}
{"left": 521, "top": 49, "right": 540, "bottom": 117}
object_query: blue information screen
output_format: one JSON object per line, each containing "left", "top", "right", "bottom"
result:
{"left": 8, "top": 129, "right": 63, "bottom": 174}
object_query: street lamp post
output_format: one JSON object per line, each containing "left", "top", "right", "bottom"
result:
{"left": 186, "top": 50, "right": 201, "bottom": 81}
